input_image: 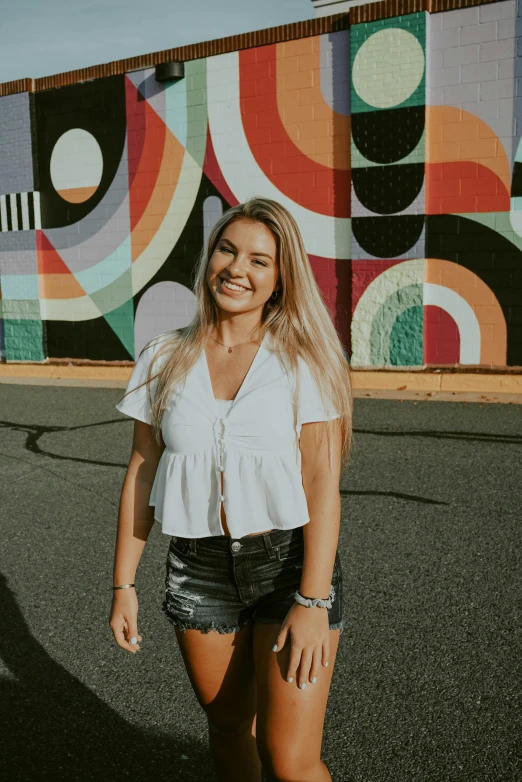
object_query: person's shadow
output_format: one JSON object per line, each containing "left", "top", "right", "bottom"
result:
{"left": 0, "top": 571, "right": 213, "bottom": 781}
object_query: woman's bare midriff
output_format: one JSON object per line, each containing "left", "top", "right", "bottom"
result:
{"left": 220, "top": 470, "right": 271, "bottom": 537}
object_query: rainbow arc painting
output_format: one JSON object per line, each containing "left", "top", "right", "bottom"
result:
{"left": 0, "top": 1, "right": 520, "bottom": 367}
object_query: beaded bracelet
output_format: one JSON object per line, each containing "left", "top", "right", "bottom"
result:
{"left": 294, "top": 585, "right": 335, "bottom": 610}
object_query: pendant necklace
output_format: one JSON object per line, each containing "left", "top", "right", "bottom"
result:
{"left": 209, "top": 333, "right": 255, "bottom": 353}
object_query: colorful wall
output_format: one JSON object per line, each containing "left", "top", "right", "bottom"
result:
{"left": 0, "top": 0, "right": 520, "bottom": 368}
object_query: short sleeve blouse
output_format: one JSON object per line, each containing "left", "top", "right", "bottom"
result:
{"left": 116, "top": 331, "right": 340, "bottom": 538}
{"left": 115, "top": 335, "right": 170, "bottom": 425}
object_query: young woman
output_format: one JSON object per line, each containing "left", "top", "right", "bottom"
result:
{"left": 110, "top": 197, "right": 353, "bottom": 782}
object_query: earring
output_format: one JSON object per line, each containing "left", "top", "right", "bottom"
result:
{"left": 271, "top": 290, "right": 279, "bottom": 300}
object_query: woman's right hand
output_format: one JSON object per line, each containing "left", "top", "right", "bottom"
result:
{"left": 109, "top": 589, "right": 142, "bottom": 654}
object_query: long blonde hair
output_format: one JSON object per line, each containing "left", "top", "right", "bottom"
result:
{"left": 119, "top": 197, "right": 353, "bottom": 467}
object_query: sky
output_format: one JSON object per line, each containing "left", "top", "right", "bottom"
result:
{"left": 0, "top": 0, "right": 314, "bottom": 84}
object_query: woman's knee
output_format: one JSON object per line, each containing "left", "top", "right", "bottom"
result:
{"left": 206, "top": 706, "right": 256, "bottom": 740}
{"left": 257, "top": 742, "right": 323, "bottom": 782}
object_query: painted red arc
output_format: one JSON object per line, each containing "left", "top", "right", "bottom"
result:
{"left": 424, "top": 305, "right": 460, "bottom": 364}
{"left": 309, "top": 254, "right": 351, "bottom": 351}
{"left": 239, "top": 47, "right": 350, "bottom": 218}
{"left": 125, "top": 76, "right": 167, "bottom": 232}
{"left": 426, "top": 161, "right": 510, "bottom": 215}
{"left": 351, "top": 260, "right": 404, "bottom": 314}
{"left": 203, "top": 128, "right": 239, "bottom": 207}
{"left": 36, "top": 231, "right": 72, "bottom": 275}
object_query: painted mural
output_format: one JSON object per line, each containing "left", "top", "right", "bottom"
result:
{"left": 0, "top": 0, "right": 520, "bottom": 367}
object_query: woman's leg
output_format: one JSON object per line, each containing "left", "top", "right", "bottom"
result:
{"left": 174, "top": 623, "right": 262, "bottom": 782}
{"left": 253, "top": 624, "right": 341, "bottom": 782}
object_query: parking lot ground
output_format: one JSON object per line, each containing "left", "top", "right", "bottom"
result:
{"left": 1, "top": 384, "right": 520, "bottom": 781}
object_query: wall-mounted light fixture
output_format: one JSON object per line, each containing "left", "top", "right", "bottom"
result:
{"left": 155, "top": 61, "right": 185, "bottom": 82}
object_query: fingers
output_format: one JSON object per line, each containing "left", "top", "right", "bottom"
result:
{"left": 297, "top": 650, "right": 313, "bottom": 689}
{"left": 270, "top": 616, "right": 330, "bottom": 690}
{"left": 322, "top": 641, "right": 330, "bottom": 669}
{"left": 309, "top": 645, "right": 322, "bottom": 684}
{"left": 125, "top": 621, "right": 143, "bottom": 652}
{"left": 280, "top": 643, "right": 328, "bottom": 690}
{"left": 287, "top": 645, "right": 326, "bottom": 689}
{"left": 286, "top": 641, "right": 301, "bottom": 685}
{"left": 109, "top": 614, "right": 142, "bottom": 654}
{"left": 109, "top": 590, "right": 143, "bottom": 655}
{"left": 272, "top": 625, "right": 288, "bottom": 654}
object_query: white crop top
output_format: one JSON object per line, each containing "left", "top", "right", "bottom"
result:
{"left": 115, "top": 331, "right": 340, "bottom": 538}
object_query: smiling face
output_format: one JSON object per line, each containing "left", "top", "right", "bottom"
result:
{"left": 207, "top": 218, "right": 280, "bottom": 317}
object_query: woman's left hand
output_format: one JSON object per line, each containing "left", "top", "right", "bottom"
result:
{"left": 272, "top": 602, "right": 330, "bottom": 689}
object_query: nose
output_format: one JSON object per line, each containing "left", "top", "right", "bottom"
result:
{"left": 225, "top": 253, "right": 247, "bottom": 273}
{"left": 224, "top": 253, "right": 251, "bottom": 281}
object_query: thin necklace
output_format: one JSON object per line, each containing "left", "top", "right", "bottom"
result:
{"left": 209, "top": 332, "right": 255, "bottom": 354}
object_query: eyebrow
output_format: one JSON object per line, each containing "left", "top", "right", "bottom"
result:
{"left": 219, "top": 238, "right": 274, "bottom": 261}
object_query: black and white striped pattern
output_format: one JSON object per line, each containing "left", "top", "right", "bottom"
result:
{"left": 0, "top": 192, "right": 41, "bottom": 232}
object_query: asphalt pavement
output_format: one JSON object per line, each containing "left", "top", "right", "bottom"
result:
{"left": 0, "top": 384, "right": 520, "bottom": 782}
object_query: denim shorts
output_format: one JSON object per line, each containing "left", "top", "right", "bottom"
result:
{"left": 161, "top": 525, "right": 344, "bottom": 635}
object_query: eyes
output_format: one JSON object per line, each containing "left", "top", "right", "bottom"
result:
{"left": 219, "top": 245, "right": 268, "bottom": 267}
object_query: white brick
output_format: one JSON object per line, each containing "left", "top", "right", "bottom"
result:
{"left": 499, "top": 97, "right": 516, "bottom": 119}
{"left": 442, "top": 7, "right": 480, "bottom": 29}
{"left": 209, "top": 84, "right": 232, "bottom": 102}
{"left": 428, "top": 13, "right": 443, "bottom": 32}
{"left": 443, "top": 43, "right": 479, "bottom": 67}
{"left": 480, "top": 37, "right": 515, "bottom": 60}
{"left": 461, "top": 22, "right": 498, "bottom": 47}
{"left": 490, "top": 116, "right": 515, "bottom": 137}
{"left": 498, "top": 19, "right": 516, "bottom": 39}
{"left": 430, "top": 49, "right": 443, "bottom": 69}
{"left": 430, "top": 27, "right": 460, "bottom": 51}
{"left": 431, "top": 67, "right": 461, "bottom": 87}
{"left": 428, "top": 87, "right": 444, "bottom": 104}
{"left": 462, "top": 99, "right": 499, "bottom": 119}
{"left": 461, "top": 61, "right": 499, "bottom": 83}
{"left": 479, "top": 0, "right": 516, "bottom": 23}
{"left": 499, "top": 59, "right": 516, "bottom": 78}
{"left": 480, "top": 77, "right": 515, "bottom": 100}
{"left": 443, "top": 82, "right": 480, "bottom": 103}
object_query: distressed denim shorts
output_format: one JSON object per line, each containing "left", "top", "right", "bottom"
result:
{"left": 161, "top": 525, "right": 344, "bottom": 635}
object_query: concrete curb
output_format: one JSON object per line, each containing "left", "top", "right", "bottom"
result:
{"left": 1, "top": 364, "right": 521, "bottom": 402}
{"left": 353, "top": 389, "right": 522, "bottom": 404}
{"left": 351, "top": 370, "right": 522, "bottom": 396}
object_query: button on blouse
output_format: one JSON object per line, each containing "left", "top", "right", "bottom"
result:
{"left": 115, "top": 331, "right": 340, "bottom": 539}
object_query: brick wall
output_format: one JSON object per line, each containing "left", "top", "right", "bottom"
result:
{"left": 0, "top": 0, "right": 520, "bottom": 368}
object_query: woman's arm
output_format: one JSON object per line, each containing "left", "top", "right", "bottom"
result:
{"left": 299, "top": 419, "right": 342, "bottom": 599}
{"left": 113, "top": 420, "right": 165, "bottom": 584}
{"left": 110, "top": 420, "right": 165, "bottom": 653}
{"left": 271, "top": 420, "right": 342, "bottom": 687}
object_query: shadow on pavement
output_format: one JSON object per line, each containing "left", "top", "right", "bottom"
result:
{"left": 0, "top": 571, "right": 214, "bottom": 781}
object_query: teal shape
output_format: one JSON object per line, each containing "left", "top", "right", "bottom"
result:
{"left": 1, "top": 274, "right": 39, "bottom": 300}
{"left": 76, "top": 235, "right": 132, "bottom": 296}
{"left": 390, "top": 305, "right": 424, "bottom": 366}
{"left": 104, "top": 297, "right": 135, "bottom": 358}
{"left": 164, "top": 57, "right": 207, "bottom": 167}
{"left": 370, "top": 283, "right": 423, "bottom": 366}
{"left": 351, "top": 127, "right": 425, "bottom": 169}
{"left": 350, "top": 12, "right": 426, "bottom": 115}
{"left": 4, "top": 319, "right": 45, "bottom": 361}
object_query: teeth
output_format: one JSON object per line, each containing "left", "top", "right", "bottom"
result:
{"left": 222, "top": 279, "right": 248, "bottom": 292}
